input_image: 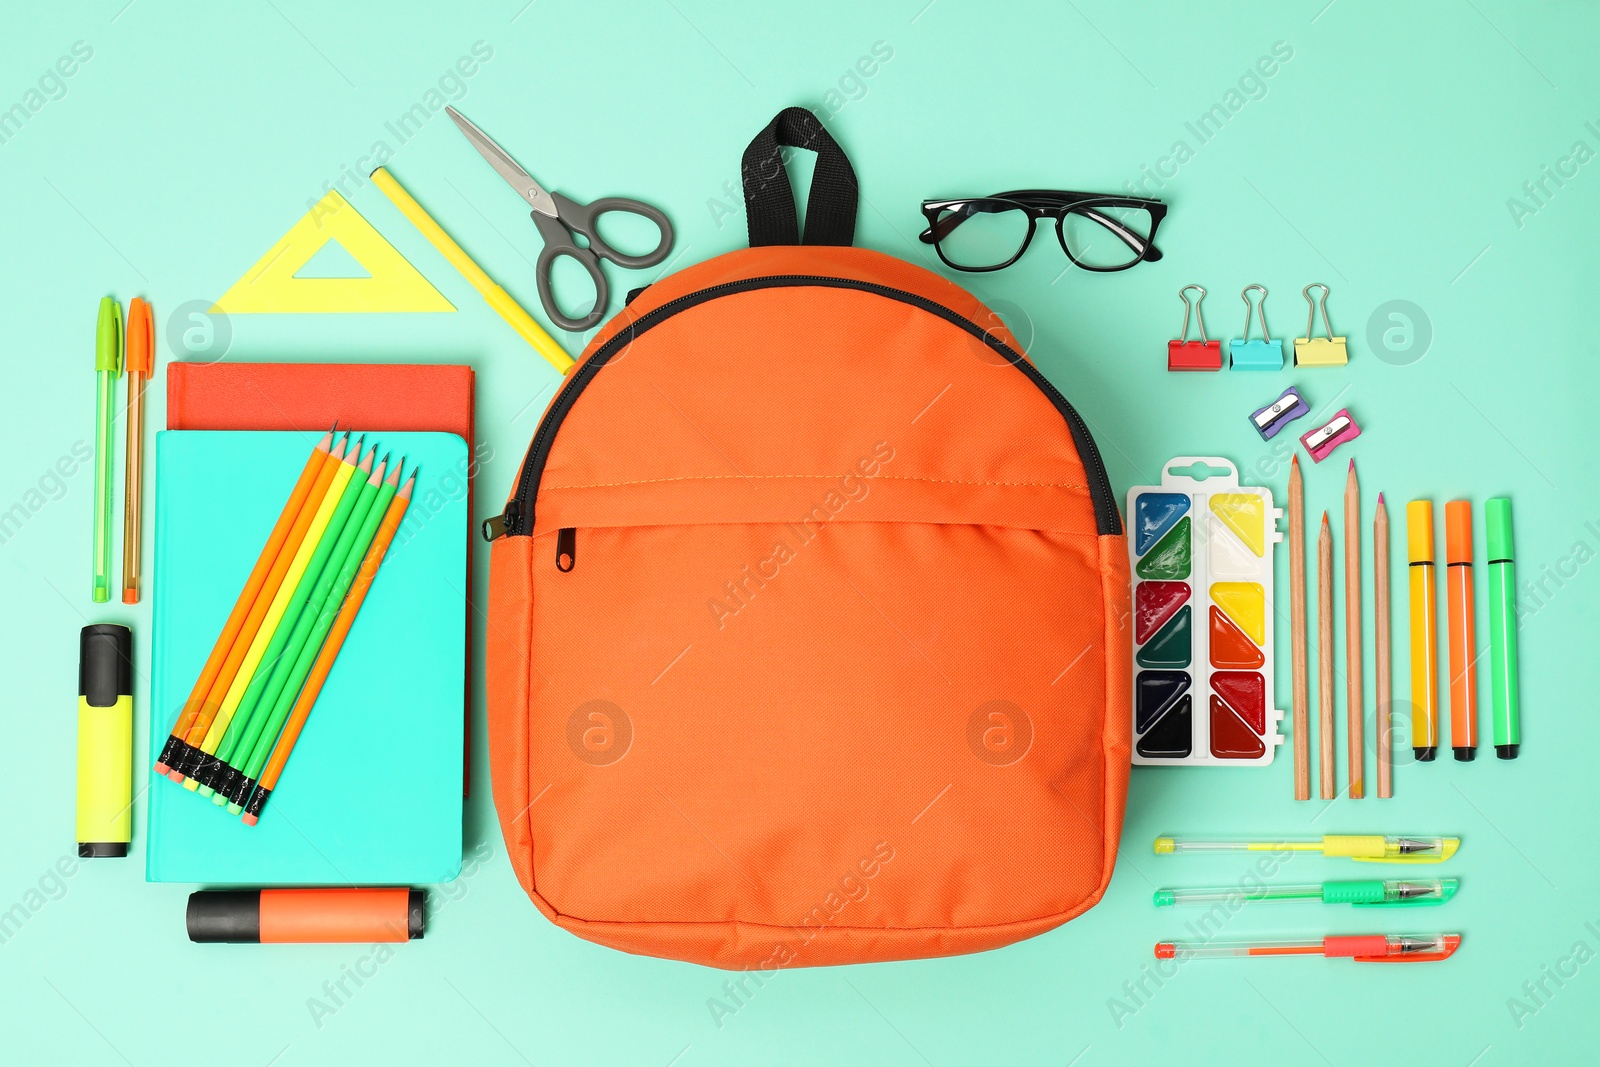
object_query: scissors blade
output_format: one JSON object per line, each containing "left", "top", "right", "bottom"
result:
{"left": 445, "top": 106, "right": 557, "bottom": 217}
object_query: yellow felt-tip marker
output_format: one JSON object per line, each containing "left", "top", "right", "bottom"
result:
{"left": 78, "top": 625, "right": 133, "bottom": 857}
{"left": 1153, "top": 835, "right": 1459, "bottom": 864}
{"left": 368, "top": 166, "right": 573, "bottom": 376}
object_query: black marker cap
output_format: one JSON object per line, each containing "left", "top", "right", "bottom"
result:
{"left": 1453, "top": 746, "right": 1476, "bottom": 762}
{"left": 79, "top": 624, "right": 132, "bottom": 707}
{"left": 186, "top": 890, "right": 263, "bottom": 943}
{"left": 1496, "top": 744, "right": 1519, "bottom": 760}
{"left": 79, "top": 842, "right": 128, "bottom": 858}
{"left": 408, "top": 889, "right": 426, "bottom": 940}
{"left": 1414, "top": 746, "right": 1437, "bottom": 762}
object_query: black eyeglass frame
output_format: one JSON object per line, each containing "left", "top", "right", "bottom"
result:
{"left": 918, "top": 189, "right": 1167, "bottom": 273}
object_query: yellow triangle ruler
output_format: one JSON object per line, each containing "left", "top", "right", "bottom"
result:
{"left": 211, "top": 191, "right": 454, "bottom": 314}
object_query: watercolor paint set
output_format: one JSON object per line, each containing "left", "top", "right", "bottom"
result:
{"left": 1128, "top": 457, "right": 1285, "bottom": 765}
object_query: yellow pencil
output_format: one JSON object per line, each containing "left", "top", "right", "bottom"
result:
{"left": 369, "top": 166, "right": 573, "bottom": 375}
{"left": 186, "top": 440, "right": 362, "bottom": 791}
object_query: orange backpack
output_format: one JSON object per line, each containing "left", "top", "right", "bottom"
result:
{"left": 485, "top": 108, "right": 1130, "bottom": 969}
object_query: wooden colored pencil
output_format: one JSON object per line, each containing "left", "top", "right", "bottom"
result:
{"left": 1318, "top": 513, "right": 1335, "bottom": 800}
{"left": 223, "top": 455, "right": 392, "bottom": 812}
{"left": 1346, "top": 460, "right": 1363, "bottom": 799}
{"left": 1375, "top": 493, "right": 1393, "bottom": 798}
{"left": 155, "top": 427, "right": 336, "bottom": 776}
{"left": 186, "top": 439, "right": 362, "bottom": 791}
{"left": 204, "top": 443, "right": 372, "bottom": 798}
{"left": 1289, "top": 456, "right": 1309, "bottom": 800}
{"left": 243, "top": 467, "right": 414, "bottom": 825}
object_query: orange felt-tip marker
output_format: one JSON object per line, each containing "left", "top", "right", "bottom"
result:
{"left": 186, "top": 888, "right": 424, "bottom": 943}
{"left": 1445, "top": 500, "right": 1477, "bottom": 760}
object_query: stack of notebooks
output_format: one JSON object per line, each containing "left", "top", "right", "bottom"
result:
{"left": 147, "top": 363, "right": 472, "bottom": 884}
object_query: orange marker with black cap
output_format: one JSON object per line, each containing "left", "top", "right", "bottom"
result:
{"left": 1445, "top": 501, "right": 1478, "bottom": 760}
{"left": 186, "top": 888, "right": 425, "bottom": 943}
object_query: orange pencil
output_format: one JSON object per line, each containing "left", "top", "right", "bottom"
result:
{"left": 121, "top": 298, "right": 153, "bottom": 604}
{"left": 156, "top": 429, "right": 342, "bottom": 777}
{"left": 1445, "top": 500, "right": 1478, "bottom": 760}
{"left": 243, "top": 467, "right": 413, "bottom": 825}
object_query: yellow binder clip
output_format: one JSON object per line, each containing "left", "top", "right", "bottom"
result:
{"left": 1293, "top": 283, "right": 1348, "bottom": 366}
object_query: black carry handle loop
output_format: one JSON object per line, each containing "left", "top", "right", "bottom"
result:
{"left": 741, "top": 107, "right": 858, "bottom": 247}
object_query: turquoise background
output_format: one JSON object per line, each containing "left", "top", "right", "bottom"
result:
{"left": 0, "top": 1, "right": 1594, "bottom": 1064}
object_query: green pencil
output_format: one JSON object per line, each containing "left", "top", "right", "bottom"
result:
{"left": 225, "top": 457, "right": 400, "bottom": 812}
{"left": 202, "top": 441, "right": 373, "bottom": 799}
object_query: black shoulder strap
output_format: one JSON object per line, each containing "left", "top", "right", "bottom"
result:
{"left": 741, "top": 107, "right": 858, "bottom": 247}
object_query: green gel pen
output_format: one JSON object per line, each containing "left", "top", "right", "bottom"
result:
{"left": 1486, "top": 498, "right": 1520, "bottom": 759}
{"left": 1153, "top": 878, "right": 1458, "bottom": 908}
{"left": 92, "top": 298, "right": 122, "bottom": 603}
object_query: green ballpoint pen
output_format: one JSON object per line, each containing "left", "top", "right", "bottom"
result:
{"left": 1154, "top": 878, "right": 1459, "bottom": 908}
{"left": 93, "top": 297, "right": 122, "bottom": 603}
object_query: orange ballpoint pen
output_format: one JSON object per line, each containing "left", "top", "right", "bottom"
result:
{"left": 122, "top": 298, "right": 153, "bottom": 603}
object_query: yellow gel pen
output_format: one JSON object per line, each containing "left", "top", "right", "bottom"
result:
{"left": 1153, "top": 834, "right": 1459, "bottom": 864}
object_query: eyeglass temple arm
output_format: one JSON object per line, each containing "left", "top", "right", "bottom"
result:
{"left": 1074, "top": 207, "right": 1162, "bottom": 262}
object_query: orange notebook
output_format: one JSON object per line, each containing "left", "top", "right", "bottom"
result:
{"left": 166, "top": 361, "right": 477, "bottom": 792}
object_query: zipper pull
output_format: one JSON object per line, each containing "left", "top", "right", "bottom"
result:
{"left": 482, "top": 501, "right": 521, "bottom": 542}
{"left": 556, "top": 527, "right": 576, "bottom": 571}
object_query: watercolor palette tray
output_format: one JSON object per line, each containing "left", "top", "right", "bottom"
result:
{"left": 1128, "top": 457, "right": 1285, "bottom": 765}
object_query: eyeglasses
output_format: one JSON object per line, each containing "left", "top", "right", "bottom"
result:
{"left": 919, "top": 190, "right": 1166, "bottom": 273}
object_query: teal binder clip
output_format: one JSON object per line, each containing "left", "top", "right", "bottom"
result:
{"left": 1230, "top": 285, "right": 1283, "bottom": 370}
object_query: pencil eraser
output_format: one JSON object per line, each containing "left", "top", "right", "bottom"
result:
{"left": 226, "top": 803, "right": 243, "bottom": 815}
{"left": 242, "top": 814, "right": 258, "bottom": 827}
{"left": 154, "top": 763, "right": 170, "bottom": 776}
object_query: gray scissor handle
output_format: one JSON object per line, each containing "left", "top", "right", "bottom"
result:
{"left": 533, "top": 194, "right": 675, "bottom": 332}
{"left": 532, "top": 210, "right": 609, "bottom": 332}
{"left": 553, "top": 191, "right": 674, "bottom": 270}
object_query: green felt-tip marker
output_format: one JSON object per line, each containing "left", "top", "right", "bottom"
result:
{"left": 226, "top": 457, "right": 398, "bottom": 813}
{"left": 1486, "top": 497, "right": 1520, "bottom": 759}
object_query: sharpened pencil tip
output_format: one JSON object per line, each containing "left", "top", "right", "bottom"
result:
{"left": 399, "top": 473, "right": 415, "bottom": 498}
{"left": 1321, "top": 511, "right": 1329, "bottom": 524}
{"left": 386, "top": 459, "right": 402, "bottom": 487}
{"left": 1291, "top": 454, "right": 1299, "bottom": 469}
{"left": 1377, "top": 491, "right": 1385, "bottom": 505}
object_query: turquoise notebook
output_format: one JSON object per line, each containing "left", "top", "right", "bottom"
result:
{"left": 148, "top": 431, "right": 466, "bottom": 884}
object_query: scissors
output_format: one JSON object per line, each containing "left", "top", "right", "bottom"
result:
{"left": 446, "top": 106, "right": 674, "bottom": 332}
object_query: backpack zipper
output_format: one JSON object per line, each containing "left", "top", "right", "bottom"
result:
{"left": 484, "top": 275, "right": 1121, "bottom": 541}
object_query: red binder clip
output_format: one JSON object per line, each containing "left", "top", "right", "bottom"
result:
{"left": 1168, "top": 284, "right": 1222, "bottom": 371}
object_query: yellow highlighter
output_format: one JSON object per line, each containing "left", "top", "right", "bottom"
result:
{"left": 1408, "top": 500, "right": 1441, "bottom": 761}
{"left": 1154, "top": 835, "right": 1459, "bottom": 864}
{"left": 78, "top": 625, "right": 133, "bottom": 858}
{"left": 369, "top": 166, "right": 574, "bottom": 375}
